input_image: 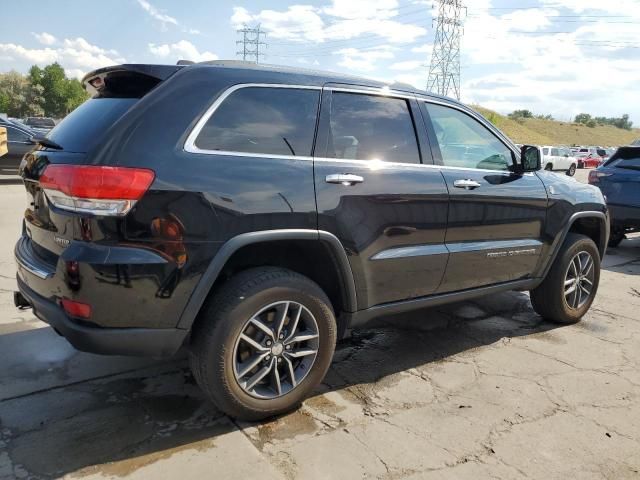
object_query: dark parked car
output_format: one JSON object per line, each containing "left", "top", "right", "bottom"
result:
{"left": 589, "top": 146, "right": 640, "bottom": 247}
{"left": 14, "top": 62, "right": 609, "bottom": 420}
{"left": 23, "top": 116, "right": 56, "bottom": 134}
{"left": 0, "top": 120, "right": 35, "bottom": 175}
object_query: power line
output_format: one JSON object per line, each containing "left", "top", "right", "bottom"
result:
{"left": 427, "top": 0, "right": 466, "bottom": 100}
{"left": 236, "top": 24, "right": 267, "bottom": 63}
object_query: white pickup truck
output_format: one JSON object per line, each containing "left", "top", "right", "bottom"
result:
{"left": 540, "top": 146, "right": 577, "bottom": 176}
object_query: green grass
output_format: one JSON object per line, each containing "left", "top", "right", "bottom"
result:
{"left": 471, "top": 105, "right": 640, "bottom": 147}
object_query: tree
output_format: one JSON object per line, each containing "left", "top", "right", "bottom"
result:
{"left": 0, "top": 71, "right": 32, "bottom": 117}
{"left": 586, "top": 119, "right": 597, "bottom": 128}
{"left": 614, "top": 114, "right": 633, "bottom": 131}
{"left": 39, "top": 63, "right": 68, "bottom": 118}
{"left": 64, "top": 78, "right": 87, "bottom": 114}
{"left": 0, "top": 63, "right": 90, "bottom": 118}
{"left": 574, "top": 113, "right": 592, "bottom": 124}
{"left": 509, "top": 109, "right": 533, "bottom": 119}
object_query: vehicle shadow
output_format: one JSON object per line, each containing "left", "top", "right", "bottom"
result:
{"left": 0, "top": 291, "right": 563, "bottom": 479}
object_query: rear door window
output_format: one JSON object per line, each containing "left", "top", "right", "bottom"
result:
{"left": 327, "top": 92, "right": 420, "bottom": 164}
{"left": 542, "top": 148, "right": 549, "bottom": 155}
{"left": 194, "top": 87, "right": 320, "bottom": 157}
{"left": 551, "top": 148, "right": 559, "bottom": 156}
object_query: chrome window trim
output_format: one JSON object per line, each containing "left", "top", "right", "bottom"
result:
{"left": 326, "top": 86, "right": 416, "bottom": 101}
{"left": 183, "top": 82, "right": 523, "bottom": 176}
{"left": 183, "top": 83, "right": 322, "bottom": 155}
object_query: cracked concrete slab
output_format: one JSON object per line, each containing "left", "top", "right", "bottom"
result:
{"left": 0, "top": 179, "right": 639, "bottom": 479}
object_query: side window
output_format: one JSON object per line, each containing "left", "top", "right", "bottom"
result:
{"left": 7, "top": 127, "right": 30, "bottom": 143}
{"left": 328, "top": 92, "right": 420, "bottom": 164}
{"left": 551, "top": 148, "right": 559, "bottom": 156}
{"left": 194, "top": 87, "right": 320, "bottom": 156}
{"left": 426, "top": 103, "right": 513, "bottom": 171}
{"left": 542, "top": 148, "right": 549, "bottom": 155}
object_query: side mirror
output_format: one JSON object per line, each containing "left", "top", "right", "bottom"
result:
{"left": 517, "top": 145, "right": 541, "bottom": 173}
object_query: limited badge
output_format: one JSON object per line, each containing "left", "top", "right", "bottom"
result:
{"left": 54, "top": 236, "right": 70, "bottom": 248}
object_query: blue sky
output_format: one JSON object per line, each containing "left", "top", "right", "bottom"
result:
{"left": 1, "top": 0, "right": 639, "bottom": 121}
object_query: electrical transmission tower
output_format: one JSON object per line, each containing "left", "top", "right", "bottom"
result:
{"left": 236, "top": 24, "right": 267, "bottom": 63}
{"left": 427, "top": 0, "right": 466, "bottom": 100}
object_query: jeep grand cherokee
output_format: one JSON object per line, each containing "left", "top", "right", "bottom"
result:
{"left": 15, "top": 61, "right": 608, "bottom": 420}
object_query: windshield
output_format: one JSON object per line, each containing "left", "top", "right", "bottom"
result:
{"left": 46, "top": 98, "right": 138, "bottom": 153}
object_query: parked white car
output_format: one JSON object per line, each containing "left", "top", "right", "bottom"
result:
{"left": 540, "top": 146, "right": 577, "bottom": 176}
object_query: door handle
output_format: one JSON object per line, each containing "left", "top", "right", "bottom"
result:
{"left": 453, "top": 179, "right": 481, "bottom": 190}
{"left": 325, "top": 174, "right": 364, "bottom": 185}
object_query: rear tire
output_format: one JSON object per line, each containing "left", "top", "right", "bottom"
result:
{"left": 566, "top": 164, "right": 576, "bottom": 176}
{"left": 530, "top": 233, "right": 600, "bottom": 324}
{"left": 545, "top": 163, "right": 554, "bottom": 171}
{"left": 189, "top": 267, "right": 337, "bottom": 421}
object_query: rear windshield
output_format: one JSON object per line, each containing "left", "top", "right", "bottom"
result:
{"left": 608, "top": 156, "right": 640, "bottom": 170}
{"left": 46, "top": 98, "right": 137, "bottom": 153}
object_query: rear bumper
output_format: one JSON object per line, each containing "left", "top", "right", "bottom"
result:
{"left": 16, "top": 274, "right": 188, "bottom": 357}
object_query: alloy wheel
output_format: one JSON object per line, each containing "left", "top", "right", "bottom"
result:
{"left": 232, "top": 301, "right": 320, "bottom": 399}
{"left": 564, "top": 251, "right": 595, "bottom": 309}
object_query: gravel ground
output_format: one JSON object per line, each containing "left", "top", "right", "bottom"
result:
{"left": 0, "top": 171, "right": 639, "bottom": 480}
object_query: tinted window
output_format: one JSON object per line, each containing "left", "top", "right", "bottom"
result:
{"left": 7, "top": 127, "right": 30, "bottom": 142}
{"left": 609, "top": 156, "right": 640, "bottom": 170}
{"left": 328, "top": 92, "right": 420, "bottom": 164}
{"left": 551, "top": 148, "right": 559, "bottom": 156}
{"left": 47, "top": 98, "right": 138, "bottom": 153}
{"left": 195, "top": 87, "right": 320, "bottom": 156}
{"left": 426, "top": 103, "right": 512, "bottom": 170}
{"left": 27, "top": 117, "right": 55, "bottom": 128}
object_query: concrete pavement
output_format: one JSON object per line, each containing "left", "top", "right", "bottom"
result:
{"left": 0, "top": 177, "right": 639, "bottom": 479}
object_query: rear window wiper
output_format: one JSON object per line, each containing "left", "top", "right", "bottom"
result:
{"left": 33, "top": 136, "right": 63, "bottom": 150}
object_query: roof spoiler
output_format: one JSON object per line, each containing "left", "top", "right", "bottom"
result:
{"left": 82, "top": 64, "right": 184, "bottom": 96}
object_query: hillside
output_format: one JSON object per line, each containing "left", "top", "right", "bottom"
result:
{"left": 471, "top": 106, "right": 640, "bottom": 147}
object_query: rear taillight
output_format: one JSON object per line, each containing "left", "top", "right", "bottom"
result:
{"left": 40, "top": 165, "right": 155, "bottom": 216}
{"left": 588, "top": 170, "right": 612, "bottom": 184}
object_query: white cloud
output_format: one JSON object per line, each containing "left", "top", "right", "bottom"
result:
{"left": 232, "top": 2, "right": 426, "bottom": 44}
{"left": 411, "top": 44, "right": 432, "bottom": 54}
{"left": 148, "top": 40, "right": 218, "bottom": 62}
{"left": 232, "top": 6, "right": 326, "bottom": 42}
{"left": 0, "top": 37, "right": 125, "bottom": 79}
{"left": 335, "top": 46, "right": 395, "bottom": 72}
{"left": 32, "top": 32, "right": 57, "bottom": 46}
{"left": 323, "top": 0, "right": 399, "bottom": 20}
{"left": 0, "top": 44, "right": 58, "bottom": 65}
{"left": 136, "top": 0, "right": 200, "bottom": 34}
{"left": 390, "top": 60, "right": 424, "bottom": 71}
{"left": 136, "top": 0, "right": 178, "bottom": 27}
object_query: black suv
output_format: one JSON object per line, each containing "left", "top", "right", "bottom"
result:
{"left": 14, "top": 61, "right": 608, "bottom": 420}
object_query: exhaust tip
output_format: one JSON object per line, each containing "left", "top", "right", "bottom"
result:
{"left": 14, "top": 291, "right": 31, "bottom": 310}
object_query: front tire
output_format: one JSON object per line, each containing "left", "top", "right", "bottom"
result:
{"left": 189, "top": 267, "right": 337, "bottom": 421}
{"left": 566, "top": 164, "right": 576, "bottom": 176}
{"left": 530, "top": 233, "right": 600, "bottom": 324}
